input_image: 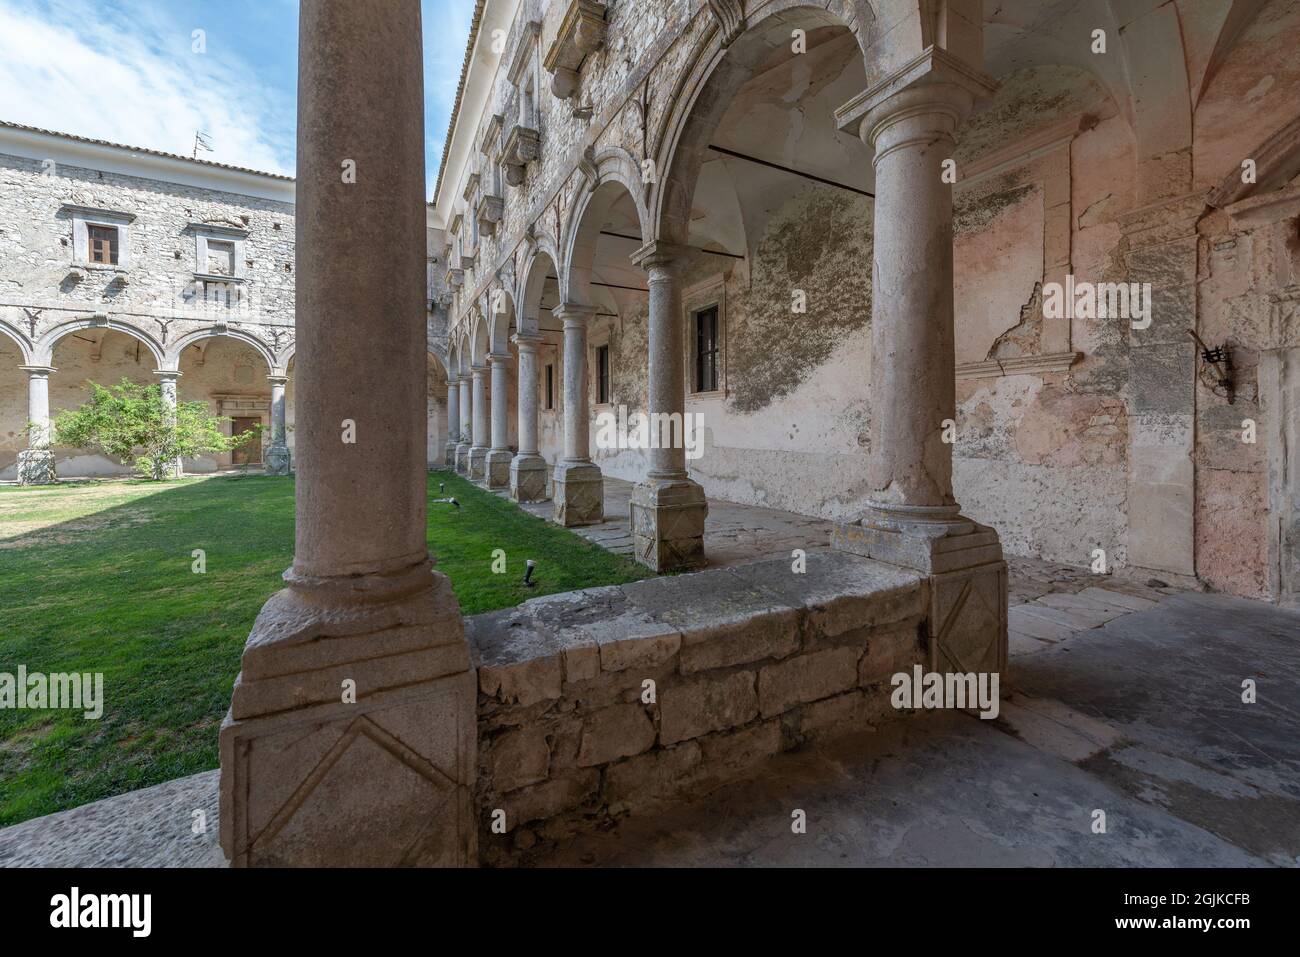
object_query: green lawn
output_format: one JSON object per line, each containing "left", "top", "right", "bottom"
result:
{"left": 0, "top": 469, "right": 646, "bottom": 826}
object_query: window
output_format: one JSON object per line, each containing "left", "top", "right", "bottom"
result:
{"left": 544, "top": 363, "right": 555, "bottom": 410}
{"left": 694, "top": 306, "right": 719, "bottom": 392}
{"left": 596, "top": 345, "right": 610, "bottom": 405}
{"left": 88, "top": 225, "right": 118, "bottom": 265}
{"left": 206, "top": 239, "right": 235, "bottom": 276}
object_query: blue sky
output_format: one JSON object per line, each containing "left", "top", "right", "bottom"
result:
{"left": 0, "top": 0, "right": 475, "bottom": 197}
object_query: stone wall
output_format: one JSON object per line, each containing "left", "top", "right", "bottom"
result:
{"left": 467, "top": 551, "right": 928, "bottom": 863}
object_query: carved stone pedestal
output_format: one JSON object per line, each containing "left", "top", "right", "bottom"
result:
{"left": 468, "top": 447, "right": 488, "bottom": 482}
{"left": 455, "top": 443, "right": 471, "bottom": 474}
{"left": 263, "top": 444, "right": 291, "bottom": 476}
{"left": 485, "top": 449, "right": 511, "bottom": 489}
{"left": 834, "top": 509, "right": 1007, "bottom": 678}
{"left": 510, "top": 453, "right": 548, "bottom": 502}
{"left": 631, "top": 477, "right": 708, "bottom": 572}
{"left": 219, "top": 566, "right": 476, "bottom": 867}
{"left": 16, "top": 449, "right": 56, "bottom": 485}
{"left": 552, "top": 460, "right": 603, "bottom": 526}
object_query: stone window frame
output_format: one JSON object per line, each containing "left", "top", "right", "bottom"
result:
{"left": 683, "top": 275, "right": 727, "bottom": 397}
{"left": 589, "top": 323, "right": 613, "bottom": 408}
{"left": 63, "top": 204, "right": 135, "bottom": 271}
{"left": 190, "top": 222, "right": 250, "bottom": 283}
{"left": 543, "top": 360, "right": 556, "bottom": 411}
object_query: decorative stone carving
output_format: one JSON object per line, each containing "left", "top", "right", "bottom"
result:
{"left": 543, "top": 0, "right": 607, "bottom": 100}
{"left": 706, "top": 0, "right": 745, "bottom": 46}
{"left": 479, "top": 114, "right": 503, "bottom": 156}
{"left": 476, "top": 193, "right": 504, "bottom": 236}
{"left": 462, "top": 172, "right": 480, "bottom": 204}
{"left": 447, "top": 264, "right": 464, "bottom": 288}
{"left": 503, "top": 125, "right": 540, "bottom": 187}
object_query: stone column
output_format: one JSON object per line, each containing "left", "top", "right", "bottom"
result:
{"left": 444, "top": 382, "right": 459, "bottom": 467}
{"left": 263, "top": 374, "right": 291, "bottom": 475}
{"left": 629, "top": 243, "right": 707, "bottom": 570}
{"left": 153, "top": 369, "right": 183, "bottom": 478}
{"left": 468, "top": 364, "right": 489, "bottom": 480}
{"left": 484, "top": 352, "right": 512, "bottom": 488}
{"left": 551, "top": 303, "right": 603, "bottom": 525}
{"left": 509, "top": 332, "right": 548, "bottom": 501}
{"left": 832, "top": 49, "right": 1006, "bottom": 679}
{"left": 16, "top": 365, "right": 57, "bottom": 485}
{"left": 219, "top": 0, "right": 475, "bottom": 868}
{"left": 455, "top": 374, "right": 472, "bottom": 473}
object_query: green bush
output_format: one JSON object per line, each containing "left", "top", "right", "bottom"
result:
{"left": 52, "top": 378, "right": 257, "bottom": 480}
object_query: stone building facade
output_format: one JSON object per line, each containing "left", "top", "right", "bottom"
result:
{"left": 432, "top": 0, "right": 1300, "bottom": 605}
{"left": 0, "top": 121, "right": 455, "bottom": 480}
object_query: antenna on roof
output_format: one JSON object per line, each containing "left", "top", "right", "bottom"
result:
{"left": 192, "top": 131, "right": 214, "bottom": 159}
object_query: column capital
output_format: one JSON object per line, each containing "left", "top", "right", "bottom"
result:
{"left": 835, "top": 46, "right": 996, "bottom": 147}
{"left": 18, "top": 364, "right": 56, "bottom": 377}
{"left": 470, "top": 363, "right": 489, "bottom": 376}
{"left": 630, "top": 240, "right": 693, "bottom": 273}
{"left": 266, "top": 374, "right": 290, "bottom": 386}
{"left": 511, "top": 331, "right": 544, "bottom": 350}
{"left": 552, "top": 301, "right": 598, "bottom": 325}
{"left": 487, "top": 351, "right": 513, "bottom": 366}
{"left": 152, "top": 368, "right": 182, "bottom": 380}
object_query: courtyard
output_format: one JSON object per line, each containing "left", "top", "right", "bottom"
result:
{"left": 0, "top": 471, "right": 644, "bottom": 825}
{"left": 0, "top": 0, "right": 1296, "bottom": 894}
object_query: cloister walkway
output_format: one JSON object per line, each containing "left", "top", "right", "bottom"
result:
{"left": 492, "top": 475, "right": 836, "bottom": 569}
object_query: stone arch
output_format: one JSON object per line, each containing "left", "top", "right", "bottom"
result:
{"left": 35, "top": 317, "right": 165, "bottom": 368}
{"left": 650, "top": 3, "right": 880, "bottom": 245}
{"left": 516, "top": 246, "right": 559, "bottom": 336}
{"left": 456, "top": 332, "right": 471, "bottom": 375}
{"left": 489, "top": 286, "right": 516, "bottom": 355}
{"left": 0, "top": 319, "right": 33, "bottom": 364}
{"left": 561, "top": 147, "right": 651, "bottom": 304}
{"left": 469, "top": 314, "right": 489, "bottom": 367}
{"left": 168, "top": 327, "right": 277, "bottom": 374}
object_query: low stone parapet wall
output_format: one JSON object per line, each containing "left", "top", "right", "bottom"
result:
{"left": 467, "top": 550, "right": 930, "bottom": 864}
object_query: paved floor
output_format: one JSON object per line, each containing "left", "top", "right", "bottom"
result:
{"left": 3, "top": 478, "right": 1296, "bottom": 867}
{"left": 534, "top": 590, "right": 1300, "bottom": 867}
{"left": 493, "top": 475, "right": 834, "bottom": 568}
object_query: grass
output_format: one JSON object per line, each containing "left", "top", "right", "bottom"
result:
{"left": 0, "top": 469, "right": 646, "bottom": 826}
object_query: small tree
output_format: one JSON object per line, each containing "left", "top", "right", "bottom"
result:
{"left": 53, "top": 378, "right": 258, "bottom": 480}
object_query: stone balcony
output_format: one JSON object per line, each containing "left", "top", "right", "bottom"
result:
{"left": 543, "top": 0, "right": 607, "bottom": 99}
{"left": 503, "top": 125, "right": 540, "bottom": 186}
{"left": 476, "top": 193, "right": 504, "bottom": 236}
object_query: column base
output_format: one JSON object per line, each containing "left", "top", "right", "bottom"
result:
{"left": 630, "top": 476, "right": 708, "bottom": 572}
{"left": 485, "top": 449, "right": 511, "bottom": 489}
{"left": 16, "top": 449, "right": 56, "bottom": 485}
{"left": 468, "top": 447, "right": 488, "bottom": 482}
{"left": 454, "top": 443, "right": 471, "bottom": 474}
{"left": 833, "top": 505, "right": 1007, "bottom": 679}
{"left": 552, "top": 460, "right": 603, "bottom": 526}
{"left": 219, "top": 565, "right": 476, "bottom": 867}
{"left": 263, "top": 444, "right": 292, "bottom": 476}
{"left": 443, "top": 440, "right": 458, "bottom": 469}
{"left": 509, "top": 453, "right": 549, "bottom": 502}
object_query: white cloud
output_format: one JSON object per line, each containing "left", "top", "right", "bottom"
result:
{"left": 0, "top": 0, "right": 293, "bottom": 174}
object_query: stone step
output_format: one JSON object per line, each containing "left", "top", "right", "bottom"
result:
{"left": 1009, "top": 629, "right": 1055, "bottom": 656}
{"left": 1019, "top": 601, "right": 1112, "bottom": 631}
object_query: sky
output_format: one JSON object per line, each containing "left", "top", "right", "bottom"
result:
{"left": 0, "top": 0, "right": 475, "bottom": 198}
